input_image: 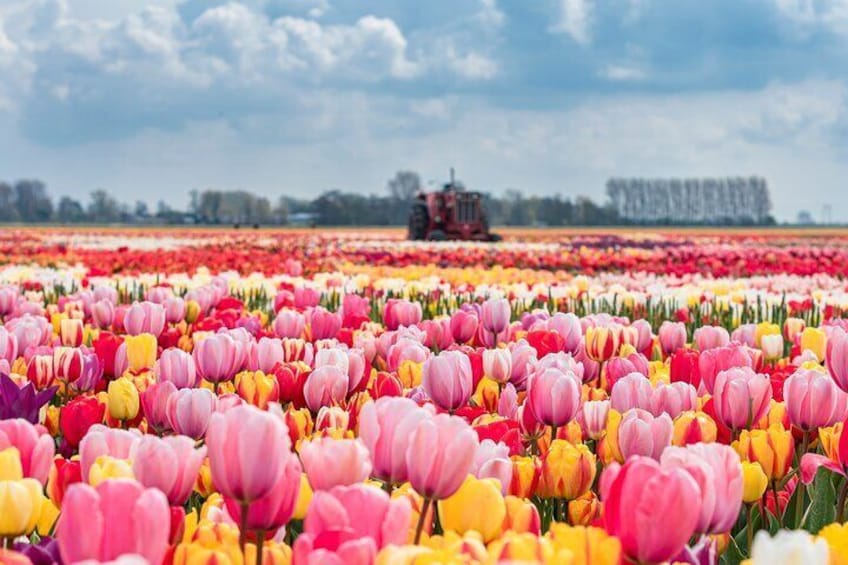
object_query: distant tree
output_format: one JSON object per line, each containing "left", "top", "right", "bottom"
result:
{"left": 0, "top": 182, "right": 19, "bottom": 222}
{"left": 57, "top": 196, "right": 87, "bottom": 223}
{"left": 386, "top": 171, "right": 421, "bottom": 202}
{"left": 14, "top": 180, "right": 53, "bottom": 222}
{"left": 88, "top": 189, "right": 121, "bottom": 223}
{"left": 134, "top": 201, "right": 149, "bottom": 218}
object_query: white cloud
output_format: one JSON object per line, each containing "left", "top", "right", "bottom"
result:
{"left": 551, "top": 0, "right": 592, "bottom": 45}
{"left": 775, "top": 0, "right": 848, "bottom": 35}
{"left": 601, "top": 65, "right": 646, "bottom": 81}
{"left": 445, "top": 48, "right": 497, "bottom": 79}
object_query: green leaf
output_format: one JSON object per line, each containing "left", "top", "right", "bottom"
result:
{"left": 722, "top": 535, "right": 747, "bottom": 565}
{"left": 803, "top": 467, "right": 838, "bottom": 534}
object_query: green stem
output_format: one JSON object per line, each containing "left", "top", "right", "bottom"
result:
{"left": 550, "top": 424, "right": 558, "bottom": 443}
{"left": 747, "top": 504, "right": 754, "bottom": 556}
{"left": 793, "top": 431, "right": 810, "bottom": 528}
{"left": 413, "top": 497, "right": 432, "bottom": 545}
{"left": 239, "top": 502, "right": 249, "bottom": 556}
{"left": 254, "top": 530, "right": 265, "bottom": 565}
{"left": 837, "top": 478, "right": 848, "bottom": 523}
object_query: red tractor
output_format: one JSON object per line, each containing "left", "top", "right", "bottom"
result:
{"left": 407, "top": 170, "right": 501, "bottom": 242}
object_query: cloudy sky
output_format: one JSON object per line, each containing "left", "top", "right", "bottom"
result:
{"left": 1, "top": 0, "right": 847, "bottom": 221}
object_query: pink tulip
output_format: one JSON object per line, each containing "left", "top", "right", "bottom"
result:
{"left": 422, "top": 350, "right": 473, "bottom": 411}
{"left": 0, "top": 286, "right": 17, "bottom": 315}
{"left": 293, "top": 484, "right": 412, "bottom": 565}
{"left": 314, "top": 347, "right": 368, "bottom": 393}
{"left": 383, "top": 299, "right": 423, "bottom": 331}
{"left": 256, "top": 337, "right": 285, "bottom": 373}
{"left": 531, "top": 352, "right": 586, "bottom": 383}
{"left": 141, "top": 381, "right": 177, "bottom": 434}
{"left": 605, "top": 356, "right": 647, "bottom": 389}
{"left": 79, "top": 426, "right": 141, "bottom": 484}
{"left": 224, "top": 451, "right": 302, "bottom": 532}
{"left": 602, "top": 456, "right": 702, "bottom": 564}
{"left": 274, "top": 310, "right": 306, "bottom": 339}
{"left": 579, "top": 400, "right": 611, "bottom": 440}
{"left": 131, "top": 435, "right": 207, "bottom": 505}
{"left": 574, "top": 339, "right": 601, "bottom": 383}
{"left": 784, "top": 368, "right": 842, "bottom": 431}
{"left": 450, "top": 310, "right": 479, "bottom": 344}
{"left": 155, "top": 348, "right": 198, "bottom": 389}
{"left": 386, "top": 338, "right": 429, "bottom": 372}
{"left": 308, "top": 307, "right": 342, "bottom": 341}
{"left": 419, "top": 319, "right": 454, "bottom": 351}
{"left": 358, "top": 397, "right": 433, "bottom": 485}
{"left": 693, "top": 326, "right": 730, "bottom": 351}
{"left": 0, "top": 326, "right": 17, "bottom": 364}
{"left": 166, "top": 388, "right": 217, "bottom": 440}
{"left": 827, "top": 327, "right": 848, "bottom": 392}
{"left": 658, "top": 321, "right": 687, "bottom": 355}
{"left": 300, "top": 437, "right": 372, "bottom": 491}
{"left": 712, "top": 367, "right": 772, "bottom": 431}
{"left": 193, "top": 333, "right": 240, "bottom": 384}
{"left": 471, "top": 439, "right": 513, "bottom": 494}
{"left": 163, "top": 296, "right": 186, "bottom": 324}
{"left": 731, "top": 324, "right": 757, "bottom": 348}
{"left": 206, "top": 404, "right": 291, "bottom": 503}
{"left": 649, "top": 381, "right": 698, "bottom": 419}
{"left": 625, "top": 319, "right": 654, "bottom": 352}
{"left": 303, "top": 365, "right": 349, "bottom": 412}
{"left": 481, "top": 298, "right": 511, "bottom": 336}
{"left": 661, "top": 443, "right": 743, "bottom": 535}
{"left": 7, "top": 314, "right": 51, "bottom": 355}
{"left": 526, "top": 368, "right": 581, "bottom": 427}
{"left": 498, "top": 383, "right": 518, "bottom": 419}
{"left": 618, "top": 409, "right": 673, "bottom": 460}
{"left": 294, "top": 287, "right": 321, "bottom": 310}
{"left": 91, "top": 299, "right": 115, "bottom": 329}
{"left": 406, "top": 413, "right": 479, "bottom": 500}
{"left": 508, "top": 340, "right": 537, "bottom": 389}
{"left": 57, "top": 479, "right": 170, "bottom": 565}
{"left": 123, "top": 302, "right": 166, "bottom": 337}
{"left": 698, "top": 343, "right": 755, "bottom": 394}
{"left": 0, "top": 419, "right": 55, "bottom": 484}
{"left": 545, "top": 313, "right": 582, "bottom": 353}
{"left": 610, "top": 373, "right": 652, "bottom": 413}
{"left": 145, "top": 286, "right": 172, "bottom": 304}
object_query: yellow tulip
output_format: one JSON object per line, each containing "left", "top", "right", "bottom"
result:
{"left": 783, "top": 317, "right": 806, "bottom": 343}
{"left": 819, "top": 423, "right": 842, "bottom": 465}
{"left": 438, "top": 476, "right": 506, "bottom": 543}
{"left": 292, "top": 473, "right": 313, "bottom": 520}
{"left": 173, "top": 543, "right": 244, "bottom": 565}
{"left": 397, "top": 360, "right": 423, "bottom": 388}
{"left": 673, "top": 411, "right": 718, "bottom": 446}
{"left": 597, "top": 409, "right": 623, "bottom": 465}
{"left": 125, "top": 333, "right": 158, "bottom": 372}
{"left": 741, "top": 462, "right": 768, "bottom": 503}
{"left": 567, "top": 492, "right": 600, "bottom": 526}
{"left": 733, "top": 424, "right": 794, "bottom": 482}
{"left": 107, "top": 377, "right": 140, "bottom": 421}
{"left": 88, "top": 455, "right": 134, "bottom": 486}
{"left": 755, "top": 400, "right": 787, "bottom": 430}
{"left": 800, "top": 327, "right": 827, "bottom": 362}
{"left": 194, "top": 458, "right": 216, "bottom": 498}
{"left": 754, "top": 322, "right": 780, "bottom": 348}
{"left": 502, "top": 495, "right": 540, "bottom": 534}
{"left": 471, "top": 377, "right": 499, "bottom": 413}
{"left": 545, "top": 525, "right": 621, "bottom": 565}
{"left": 538, "top": 440, "right": 596, "bottom": 500}
{"left": 235, "top": 370, "right": 279, "bottom": 410}
{"left": 0, "top": 448, "right": 23, "bottom": 481}
{"left": 36, "top": 498, "right": 60, "bottom": 536}
{"left": 185, "top": 300, "right": 201, "bottom": 324}
{"left": 819, "top": 523, "right": 848, "bottom": 565}
{"left": 509, "top": 455, "right": 539, "bottom": 499}
{"left": 0, "top": 478, "right": 43, "bottom": 537}
{"left": 487, "top": 532, "right": 560, "bottom": 564}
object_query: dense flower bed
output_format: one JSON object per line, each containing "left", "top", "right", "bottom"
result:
{"left": 1, "top": 229, "right": 848, "bottom": 564}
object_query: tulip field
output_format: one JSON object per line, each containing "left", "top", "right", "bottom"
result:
{"left": 4, "top": 226, "right": 848, "bottom": 565}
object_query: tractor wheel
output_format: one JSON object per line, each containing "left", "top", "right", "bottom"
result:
{"left": 427, "top": 230, "right": 447, "bottom": 241}
{"left": 408, "top": 204, "right": 428, "bottom": 240}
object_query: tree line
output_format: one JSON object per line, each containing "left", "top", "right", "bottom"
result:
{"left": 0, "top": 172, "right": 774, "bottom": 226}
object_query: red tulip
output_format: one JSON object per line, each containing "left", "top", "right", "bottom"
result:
{"left": 60, "top": 396, "right": 106, "bottom": 449}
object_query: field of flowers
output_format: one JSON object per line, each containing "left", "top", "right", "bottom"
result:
{"left": 2, "top": 226, "right": 848, "bottom": 565}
